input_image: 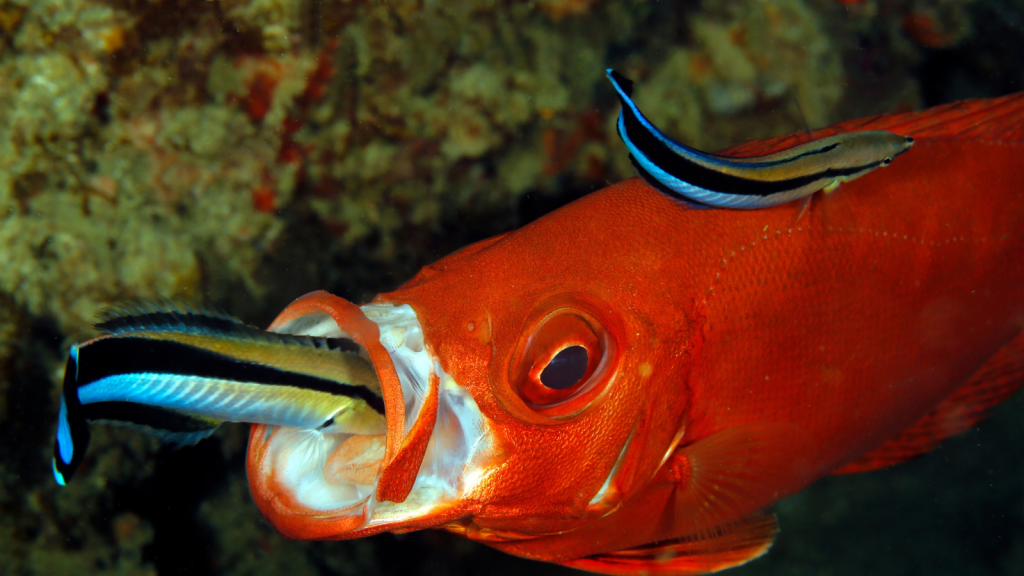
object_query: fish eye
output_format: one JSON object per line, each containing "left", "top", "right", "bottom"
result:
{"left": 881, "top": 157, "right": 892, "bottom": 166}
{"left": 508, "top": 305, "right": 615, "bottom": 419}
{"left": 540, "top": 346, "right": 589, "bottom": 390}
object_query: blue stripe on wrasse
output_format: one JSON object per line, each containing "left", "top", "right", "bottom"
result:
{"left": 75, "top": 337, "right": 384, "bottom": 414}
{"left": 77, "top": 373, "right": 341, "bottom": 430}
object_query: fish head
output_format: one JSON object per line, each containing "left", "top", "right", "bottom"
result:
{"left": 246, "top": 190, "right": 694, "bottom": 544}
{"left": 830, "top": 130, "right": 916, "bottom": 171}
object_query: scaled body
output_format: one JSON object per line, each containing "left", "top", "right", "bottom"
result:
{"left": 246, "top": 94, "right": 1024, "bottom": 574}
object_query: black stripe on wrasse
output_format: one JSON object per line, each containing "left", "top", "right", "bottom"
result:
{"left": 610, "top": 70, "right": 843, "bottom": 167}
{"left": 75, "top": 337, "right": 386, "bottom": 415}
{"left": 610, "top": 71, "right": 844, "bottom": 169}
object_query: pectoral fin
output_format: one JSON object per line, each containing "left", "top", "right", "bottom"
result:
{"left": 558, "top": 424, "right": 810, "bottom": 575}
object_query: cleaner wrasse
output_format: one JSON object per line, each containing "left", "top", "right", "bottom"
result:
{"left": 607, "top": 69, "right": 915, "bottom": 208}
{"left": 52, "top": 303, "right": 385, "bottom": 486}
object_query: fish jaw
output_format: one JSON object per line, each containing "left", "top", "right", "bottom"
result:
{"left": 246, "top": 291, "right": 496, "bottom": 539}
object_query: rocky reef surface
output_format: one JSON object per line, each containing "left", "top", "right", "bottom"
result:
{"left": 0, "top": 0, "right": 1022, "bottom": 574}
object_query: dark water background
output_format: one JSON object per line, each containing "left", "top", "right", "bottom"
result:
{"left": 1, "top": 1, "right": 1022, "bottom": 574}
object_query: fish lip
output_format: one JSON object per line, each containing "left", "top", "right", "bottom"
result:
{"left": 247, "top": 291, "right": 489, "bottom": 539}
{"left": 246, "top": 291, "right": 408, "bottom": 537}
{"left": 266, "top": 291, "right": 408, "bottom": 472}
{"left": 246, "top": 423, "right": 375, "bottom": 537}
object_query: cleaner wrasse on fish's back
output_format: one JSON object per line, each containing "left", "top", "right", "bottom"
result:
{"left": 607, "top": 69, "right": 915, "bottom": 208}
{"left": 52, "top": 302, "right": 385, "bottom": 486}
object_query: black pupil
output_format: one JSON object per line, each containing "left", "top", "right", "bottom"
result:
{"left": 539, "top": 346, "right": 589, "bottom": 390}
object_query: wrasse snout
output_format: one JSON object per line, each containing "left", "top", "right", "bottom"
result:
{"left": 52, "top": 302, "right": 386, "bottom": 485}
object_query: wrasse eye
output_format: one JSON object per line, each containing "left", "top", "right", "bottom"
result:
{"left": 540, "top": 346, "right": 589, "bottom": 390}
{"left": 881, "top": 157, "right": 893, "bottom": 166}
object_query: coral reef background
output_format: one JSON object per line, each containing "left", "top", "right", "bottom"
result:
{"left": 0, "top": 0, "right": 1022, "bottom": 574}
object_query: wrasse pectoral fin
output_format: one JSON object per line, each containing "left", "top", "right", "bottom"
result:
{"left": 607, "top": 69, "right": 915, "bottom": 209}
{"left": 52, "top": 301, "right": 385, "bottom": 485}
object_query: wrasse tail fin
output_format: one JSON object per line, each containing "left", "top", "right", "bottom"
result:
{"left": 834, "top": 328, "right": 1024, "bottom": 475}
{"left": 53, "top": 349, "right": 89, "bottom": 486}
{"left": 559, "top": 513, "right": 777, "bottom": 576}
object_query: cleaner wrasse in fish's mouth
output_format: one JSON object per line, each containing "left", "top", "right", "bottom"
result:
{"left": 52, "top": 302, "right": 385, "bottom": 487}
{"left": 56, "top": 90, "right": 1024, "bottom": 575}
{"left": 607, "top": 69, "right": 915, "bottom": 208}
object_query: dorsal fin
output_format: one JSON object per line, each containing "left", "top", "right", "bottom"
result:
{"left": 94, "top": 300, "right": 359, "bottom": 353}
{"left": 835, "top": 328, "right": 1024, "bottom": 475}
{"left": 719, "top": 91, "right": 1024, "bottom": 159}
{"left": 96, "top": 300, "right": 248, "bottom": 335}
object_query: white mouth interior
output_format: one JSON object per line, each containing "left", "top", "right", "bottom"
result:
{"left": 266, "top": 302, "right": 489, "bottom": 526}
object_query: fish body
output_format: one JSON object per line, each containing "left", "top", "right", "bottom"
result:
{"left": 244, "top": 91, "right": 1024, "bottom": 573}
{"left": 608, "top": 69, "right": 915, "bottom": 208}
{"left": 52, "top": 93, "right": 1024, "bottom": 573}
{"left": 53, "top": 304, "right": 384, "bottom": 486}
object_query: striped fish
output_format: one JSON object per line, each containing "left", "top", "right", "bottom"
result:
{"left": 607, "top": 69, "right": 915, "bottom": 209}
{"left": 52, "top": 302, "right": 384, "bottom": 486}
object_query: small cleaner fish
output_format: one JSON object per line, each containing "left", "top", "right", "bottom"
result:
{"left": 607, "top": 69, "right": 915, "bottom": 208}
{"left": 52, "top": 302, "right": 384, "bottom": 486}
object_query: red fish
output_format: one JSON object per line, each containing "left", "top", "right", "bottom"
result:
{"left": 246, "top": 93, "right": 1024, "bottom": 574}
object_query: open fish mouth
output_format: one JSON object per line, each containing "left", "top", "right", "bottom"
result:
{"left": 247, "top": 292, "right": 490, "bottom": 537}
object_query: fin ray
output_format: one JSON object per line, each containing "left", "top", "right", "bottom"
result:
{"left": 661, "top": 424, "right": 812, "bottom": 536}
{"left": 834, "top": 328, "right": 1024, "bottom": 474}
{"left": 720, "top": 92, "right": 1024, "bottom": 159}
{"left": 560, "top": 513, "right": 777, "bottom": 576}
{"left": 94, "top": 300, "right": 361, "bottom": 354}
